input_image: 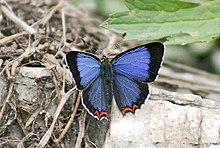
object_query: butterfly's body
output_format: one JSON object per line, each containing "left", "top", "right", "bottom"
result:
{"left": 66, "top": 42, "right": 164, "bottom": 120}
{"left": 100, "top": 59, "right": 114, "bottom": 113}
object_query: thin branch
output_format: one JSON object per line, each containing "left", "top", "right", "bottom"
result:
{"left": 55, "top": 93, "right": 81, "bottom": 143}
{"left": 39, "top": 0, "right": 64, "bottom": 26}
{"left": 1, "top": 1, "right": 37, "bottom": 34}
{"left": 61, "top": 9, "right": 66, "bottom": 44}
{"left": 0, "top": 31, "right": 29, "bottom": 46}
{"left": 75, "top": 110, "right": 86, "bottom": 148}
{"left": 0, "top": 81, "right": 14, "bottom": 120}
{"left": 164, "top": 60, "right": 220, "bottom": 80}
{"left": 0, "top": 42, "right": 48, "bottom": 75}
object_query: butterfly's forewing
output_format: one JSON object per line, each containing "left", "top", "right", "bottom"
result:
{"left": 66, "top": 51, "right": 110, "bottom": 120}
{"left": 66, "top": 51, "right": 101, "bottom": 90}
{"left": 111, "top": 42, "right": 164, "bottom": 115}
{"left": 112, "top": 42, "right": 164, "bottom": 82}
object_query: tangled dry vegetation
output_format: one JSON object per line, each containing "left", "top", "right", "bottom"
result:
{"left": 0, "top": 0, "right": 123, "bottom": 147}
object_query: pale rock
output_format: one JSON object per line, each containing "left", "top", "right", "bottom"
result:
{"left": 104, "top": 87, "right": 220, "bottom": 148}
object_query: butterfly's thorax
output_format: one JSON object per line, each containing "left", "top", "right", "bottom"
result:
{"left": 100, "top": 59, "right": 114, "bottom": 83}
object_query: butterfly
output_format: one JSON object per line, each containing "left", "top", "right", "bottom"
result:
{"left": 66, "top": 42, "right": 164, "bottom": 120}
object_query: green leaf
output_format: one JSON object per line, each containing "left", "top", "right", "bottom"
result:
{"left": 124, "top": 0, "right": 197, "bottom": 11}
{"left": 102, "top": 0, "right": 220, "bottom": 45}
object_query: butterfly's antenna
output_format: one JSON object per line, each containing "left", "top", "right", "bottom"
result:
{"left": 113, "top": 32, "right": 127, "bottom": 51}
{"left": 81, "top": 38, "right": 90, "bottom": 47}
{"left": 81, "top": 38, "right": 96, "bottom": 53}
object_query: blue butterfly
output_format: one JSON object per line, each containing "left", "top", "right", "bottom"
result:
{"left": 66, "top": 42, "right": 164, "bottom": 120}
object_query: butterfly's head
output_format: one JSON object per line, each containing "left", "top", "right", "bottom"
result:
{"left": 101, "top": 55, "right": 109, "bottom": 62}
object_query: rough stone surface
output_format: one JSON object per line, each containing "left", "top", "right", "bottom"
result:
{"left": 104, "top": 87, "right": 220, "bottom": 148}
{"left": 16, "top": 67, "right": 54, "bottom": 102}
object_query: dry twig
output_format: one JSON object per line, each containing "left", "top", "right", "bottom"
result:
{"left": 39, "top": 0, "right": 64, "bottom": 26}
{"left": 1, "top": 0, "right": 37, "bottom": 34}
{"left": 75, "top": 110, "right": 86, "bottom": 148}
{"left": 0, "top": 31, "right": 29, "bottom": 46}
{"left": 55, "top": 93, "right": 81, "bottom": 143}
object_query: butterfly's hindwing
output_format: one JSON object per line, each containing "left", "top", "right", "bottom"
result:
{"left": 113, "top": 74, "right": 149, "bottom": 115}
{"left": 82, "top": 75, "right": 112, "bottom": 120}
{"left": 111, "top": 42, "right": 164, "bottom": 82}
{"left": 66, "top": 51, "right": 101, "bottom": 90}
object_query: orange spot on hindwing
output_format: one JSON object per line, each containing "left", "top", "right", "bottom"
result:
{"left": 94, "top": 111, "right": 110, "bottom": 120}
{"left": 121, "top": 104, "right": 140, "bottom": 116}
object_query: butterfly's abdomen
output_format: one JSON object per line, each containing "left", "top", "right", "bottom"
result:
{"left": 101, "top": 61, "right": 114, "bottom": 105}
